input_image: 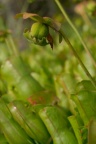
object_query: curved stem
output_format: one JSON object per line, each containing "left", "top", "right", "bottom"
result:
{"left": 60, "top": 29, "right": 96, "bottom": 89}
{"left": 54, "top": 0, "right": 96, "bottom": 68}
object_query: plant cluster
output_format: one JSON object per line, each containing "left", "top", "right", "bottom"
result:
{"left": 0, "top": 0, "right": 96, "bottom": 144}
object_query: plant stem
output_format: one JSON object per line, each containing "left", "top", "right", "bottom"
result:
{"left": 54, "top": 0, "right": 96, "bottom": 68}
{"left": 60, "top": 29, "right": 96, "bottom": 89}
{"left": 5, "top": 35, "right": 18, "bottom": 56}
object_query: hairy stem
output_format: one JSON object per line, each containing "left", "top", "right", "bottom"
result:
{"left": 54, "top": 0, "right": 96, "bottom": 68}
{"left": 60, "top": 29, "right": 96, "bottom": 89}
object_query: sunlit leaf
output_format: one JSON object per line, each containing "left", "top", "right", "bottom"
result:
{"left": 39, "top": 106, "right": 78, "bottom": 144}
{"left": 8, "top": 100, "right": 51, "bottom": 144}
{"left": 0, "top": 100, "right": 33, "bottom": 144}
{"left": 68, "top": 115, "right": 82, "bottom": 144}
{"left": 75, "top": 90, "right": 96, "bottom": 120}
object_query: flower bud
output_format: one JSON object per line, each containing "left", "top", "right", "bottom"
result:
{"left": 38, "top": 24, "right": 49, "bottom": 39}
{"left": 31, "top": 22, "right": 42, "bottom": 38}
{"left": 31, "top": 22, "right": 49, "bottom": 39}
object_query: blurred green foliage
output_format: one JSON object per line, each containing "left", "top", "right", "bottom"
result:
{"left": 0, "top": 0, "right": 96, "bottom": 144}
